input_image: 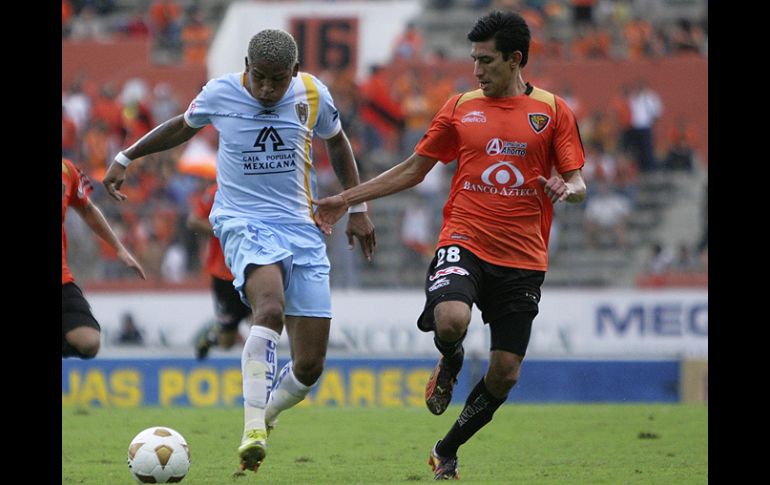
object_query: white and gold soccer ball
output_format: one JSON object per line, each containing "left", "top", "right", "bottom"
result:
{"left": 127, "top": 426, "right": 191, "bottom": 483}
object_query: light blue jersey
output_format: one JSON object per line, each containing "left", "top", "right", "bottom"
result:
{"left": 184, "top": 71, "right": 341, "bottom": 225}
{"left": 184, "top": 71, "right": 340, "bottom": 317}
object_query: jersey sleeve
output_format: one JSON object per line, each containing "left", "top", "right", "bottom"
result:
{"left": 552, "top": 96, "right": 585, "bottom": 174}
{"left": 184, "top": 81, "right": 215, "bottom": 129}
{"left": 415, "top": 95, "right": 461, "bottom": 163}
{"left": 65, "top": 159, "right": 92, "bottom": 208}
{"left": 313, "top": 80, "right": 342, "bottom": 140}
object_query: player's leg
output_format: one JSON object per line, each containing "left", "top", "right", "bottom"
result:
{"left": 195, "top": 277, "right": 250, "bottom": 359}
{"left": 425, "top": 301, "right": 471, "bottom": 414}
{"left": 419, "top": 245, "right": 481, "bottom": 416}
{"left": 237, "top": 263, "right": 285, "bottom": 471}
{"left": 265, "top": 249, "right": 332, "bottom": 429}
{"left": 429, "top": 267, "right": 544, "bottom": 480}
{"left": 62, "top": 283, "right": 101, "bottom": 359}
{"left": 213, "top": 216, "right": 295, "bottom": 472}
{"left": 62, "top": 327, "right": 100, "bottom": 358}
{"left": 429, "top": 312, "right": 533, "bottom": 480}
{"left": 265, "top": 315, "right": 330, "bottom": 428}
{"left": 264, "top": 223, "right": 332, "bottom": 430}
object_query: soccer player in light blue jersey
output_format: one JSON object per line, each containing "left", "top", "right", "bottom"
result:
{"left": 102, "top": 29, "right": 376, "bottom": 475}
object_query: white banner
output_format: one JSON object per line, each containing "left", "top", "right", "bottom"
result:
{"left": 87, "top": 288, "right": 706, "bottom": 358}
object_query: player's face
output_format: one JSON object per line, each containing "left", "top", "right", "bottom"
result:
{"left": 470, "top": 40, "right": 516, "bottom": 97}
{"left": 246, "top": 59, "right": 298, "bottom": 106}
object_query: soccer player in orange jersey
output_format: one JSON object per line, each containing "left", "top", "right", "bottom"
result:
{"left": 187, "top": 182, "right": 251, "bottom": 360}
{"left": 62, "top": 158, "right": 145, "bottom": 359}
{"left": 314, "top": 11, "right": 586, "bottom": 480}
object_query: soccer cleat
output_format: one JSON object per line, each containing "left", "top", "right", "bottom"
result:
{"left": 238, "top": 429, "right": 267, "bottom": 472}
{"left": 428, "top": 440, "right": 459, "bottom": 480}
{"left": 425, "top": 355, "right": 461, "bottom": 415}
{"left": 193, "top": 324, "right": 217, "bottom": 360}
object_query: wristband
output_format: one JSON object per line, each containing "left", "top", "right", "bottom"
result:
{"left": 348, "top": 202, "right": 368, "bottom": 213}
{"left": 114, "top": 152, "right": 132, "bottom": 167}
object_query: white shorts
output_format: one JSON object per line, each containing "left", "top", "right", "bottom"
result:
{"left": 212, "top": 215, "right": 331, "bottom": 318}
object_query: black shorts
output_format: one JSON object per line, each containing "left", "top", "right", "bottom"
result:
{"left": 62, "top": 282, "right": 100, "bottom": 336}
{"left": 417, "top": 245, "right": 545, "bottom": 331}
{"left": 212, "top": 276, "right": 251, "bottom": 331}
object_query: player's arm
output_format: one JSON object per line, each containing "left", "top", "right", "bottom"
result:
{"left": 323, "top": 130, "right": 376, "bottom": 261}
{"left": 561, "top": 169, "right": 587, "bottom": 203}
{"left": 325, "top": 130, "right": 364, "bottom": 191}
{"left": 186, "top": 211, "right": 214, "bottom": 236}
{"left": 314, "top": 152, "right": 439, "bottom": 233}
{"left": 103, "top": 114, "right": 202, "bottom": 201}
{"left": 537, "top": 169, "right": 586, "bottom": 204}
{"left": 72, "top": 199, "right": 146, "bottom": 279}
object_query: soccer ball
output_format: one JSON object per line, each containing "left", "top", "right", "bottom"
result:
{"left": 127, "top": 426, "right": 190, "bottom": 483}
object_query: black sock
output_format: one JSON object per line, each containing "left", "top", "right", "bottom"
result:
{"left": 436, "top": 377, "right": 506, "bottom": 458}
{"left": 434, "top": 331, "right": 466, "bottom": 370}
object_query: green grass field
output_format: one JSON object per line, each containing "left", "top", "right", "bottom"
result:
{"left": 62, "top": 404, "right": 707, "bottom": 484}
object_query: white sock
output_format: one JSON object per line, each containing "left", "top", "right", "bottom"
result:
{"left": 241, "top": 325, "right": 280, "bottom": 435}
{"left": 265, "top": 361, "right": 312, "bottom": 426}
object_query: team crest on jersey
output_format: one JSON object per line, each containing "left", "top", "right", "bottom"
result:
{"left": 528, "top": 113, "right": 550, "bottom": 133}
{"left": 295, "top": 102, "right": 309, "bottom": 124}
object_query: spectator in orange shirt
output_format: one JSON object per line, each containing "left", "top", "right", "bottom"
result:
{"left": 149, "top": 0, "right": 182, "bottom": 52}
{"left": 181, "top": 7, "right": 211, "bottom": 66}
{"left": 391, "top": 21, "right": 424, "bottom": 62}
{"left": 663, "top": 117, "right": 698, "bottom": 171}
{"left": 358, "top": 65, "right": 404, "bottom": 153}
{"left": 623, "top": 16, "right": 653, "bottom": 60}
{"left": 62, "top": 107, "right": 78, "bottom": 158}
{"left": 91, "top": 83, "right": 125, "bottom": 144}
{"left": 571, "top": 23, "right": 611, "bottom": 59}
{"left": 81, "top": 119, "right": 116, "bottom": 180}
{"left": 62, "top": 0, "right": 74, "bottom": 36}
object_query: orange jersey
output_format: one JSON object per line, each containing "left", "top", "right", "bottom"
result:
{"left": 416, "top": 84, "right": 585, "bottom": 270}
{"left": 62, "top": 158, "right": 93, "bottom": 284}
{"left": 193, "top": 184, "right": 234, "bottom": 281}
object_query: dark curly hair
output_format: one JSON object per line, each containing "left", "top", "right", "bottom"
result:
{"left": 467, "top": 11, "right": 531, "bottom": 66}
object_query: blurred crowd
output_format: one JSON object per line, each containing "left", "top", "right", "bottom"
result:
{"left": 431, "top": 0, "right": 707, "bottom": 60}
{"left": 62, "top": 0, "right": 212, "bottom": 65}
{"left": 63, "top": 0, "right": 707, "bottom": 62}
{"left": 62, "top": 0, "right": 708, "bottom": 286}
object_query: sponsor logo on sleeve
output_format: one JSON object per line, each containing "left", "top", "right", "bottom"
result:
{"left": 461, "top": 111, "right": 486, "bottom": 124}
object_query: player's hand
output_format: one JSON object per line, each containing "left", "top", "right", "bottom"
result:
{"left": 346, "top": 212, "right": 376, "bottom": 262}
{"left": 103, "top": 162, "right": 129, "bottom": 202}
{"left": 537, "top": 175, "right": 571, "bottom": 203}
{"left": 313, "top": 195, "right": 349, "bottom": 235}
{"left": 117, "top": 247, "right": 146, "bottom": 280}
